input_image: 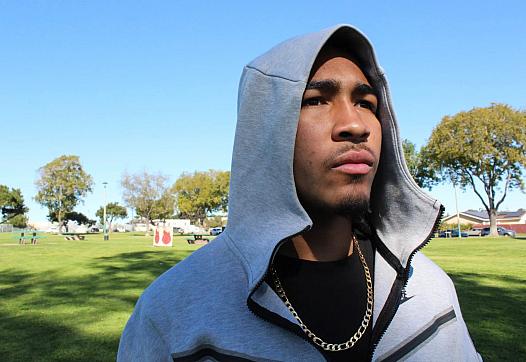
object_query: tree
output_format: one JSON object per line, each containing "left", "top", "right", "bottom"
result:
{"left": 95, "top": 202, "right": 128, "bottom": 232}
{"left": 34, "top": 155, "right": 93, "bottom": 233}
{"left": 203, "top": 215, "right": 225, "bottom": 228}
{"left": 150, "top": 191, "right": 176, "bottom": 221}
{"left": 49, "top": 211, "right": 96, "bottom": 231}
{"left": 402, "top": 139, "right": 438, "bottom": 190}
{"left": 0, "top": 185, "right": 29, "bottom": 228}
{"left": 172, "top": 170, "right": 230, "bottom": 224}
{"left": 425, "top": 103, "right": 526, "bottom": 236}
{"left": 121, "top": 171, "right": 169, "bottom": 235}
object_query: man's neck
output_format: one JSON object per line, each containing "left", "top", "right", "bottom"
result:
{"left": 280, "top": 212, "right": 354, "bottom": 262}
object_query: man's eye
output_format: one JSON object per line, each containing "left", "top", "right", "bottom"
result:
{"left": 356, "top": 100, "right": 377, "bottom": 112}
{"left": 302, "top": 97, "right": 325, "bottom": 107}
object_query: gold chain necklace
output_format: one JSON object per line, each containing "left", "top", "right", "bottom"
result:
{"left": 270, "top": 236, "right": 374, "bottom": 352}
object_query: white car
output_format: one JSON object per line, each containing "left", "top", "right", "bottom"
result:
{"left": 209, "top": 227, "right": 223, "bottom": 236}
{"left": 466, "top": 228, "right": 482, "bottom": 237}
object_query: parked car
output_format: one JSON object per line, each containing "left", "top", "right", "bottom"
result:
{"left": 452, "top": 229, "right": 468, "bottom": 238}
{"left": 209, "top": 227, "right": 223, "bottom": 236}
{"left": 466, "top": 228, "right": 483, "bottom": 237}
{"left": 173, "top": 227, "right": 184, "bottom": 234}
{"left": 438, "top": 229, "right": 468, "bottom": 238}
{"left": 481, "top": 226, "right": 516, "bottom": 237}
{"left": 438, "top": 230, "right": 448, "bottom": 238}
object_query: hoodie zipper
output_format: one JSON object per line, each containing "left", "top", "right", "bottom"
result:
{"left": 246, "top": 226, "right": 336, "bottom": 355}
{"left": 368, "top": 205, "right": 445, "bottom": 360}
{"left": 249, "top": 226, "right": 311, "bottom": 295}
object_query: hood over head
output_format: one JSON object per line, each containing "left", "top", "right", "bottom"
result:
{"left": 224, "top": 24, "right": 442, "bottom": 293}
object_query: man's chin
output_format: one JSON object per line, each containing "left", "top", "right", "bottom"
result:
{"left": 335, "top": 195, "right": 370, "bottom": 218}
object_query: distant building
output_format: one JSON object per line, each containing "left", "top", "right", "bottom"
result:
{"left": 442, "top": 209, "right": 526, "bottom": 233}
{"left": 133, "top": 219, "right": 205, "bottom": 234}
{"left": 27, "top": 220, "right": 55, "bottom": 232}
{"left": 0, "top": 224, "right": 14, "bottom": 232}
{"left": 160, "top": 219, "right": 205, "bottom": 234}
{"left": 27, "top": 220, "right": 90, "bottom": 233}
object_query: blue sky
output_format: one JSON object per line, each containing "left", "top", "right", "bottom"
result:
{"left": 1, "top": 1, "right": 525, "bottom": 221}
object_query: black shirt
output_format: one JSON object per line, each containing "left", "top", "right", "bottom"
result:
{"left": 269, "top": 239, "right": 375, "bottom": 361}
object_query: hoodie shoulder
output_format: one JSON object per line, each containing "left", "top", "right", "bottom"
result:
{"left": 411, "top": 252, "right": 456, "bottom": 294}
{"left": 118, "top": 236, "right": 249, "bottom": 358}
{"left": 140, "top": 235, "right": 248, "bottom": 313}
{"left": 375, "top": 252, "right": 481, "bottom": 362}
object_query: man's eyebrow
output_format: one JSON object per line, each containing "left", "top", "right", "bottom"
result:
{"left": 305, "top": 79, "right": 340, "bottom": 92}
{"left": 305, "top": 80, "right": 378, "bottom": 100}
{"left": 353, "top": 83, "right": 379, "bottom": 99}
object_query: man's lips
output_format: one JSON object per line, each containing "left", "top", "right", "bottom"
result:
{"left": 331, "top": 150, "right": 375, "bottom": 175}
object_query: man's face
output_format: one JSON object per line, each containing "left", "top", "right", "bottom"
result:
{"left": 293, "top": 48, "right": 382, "bottom": 217}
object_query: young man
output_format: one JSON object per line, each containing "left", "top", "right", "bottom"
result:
{"left": 118, "top": 25, "right": 481, "bottom": 361}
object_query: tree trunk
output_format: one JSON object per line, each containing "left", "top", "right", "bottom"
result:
{"left": 145, "top": 215, "right": 151, "bottom": 236}
{"left": 58, "top": 211, "right": 63, "bottom": 234}
{"left": 489, "top": 208, "right": 498, "bottom": 236}
{"left": 58, "top": 187, "right": 63, "bottom": 234}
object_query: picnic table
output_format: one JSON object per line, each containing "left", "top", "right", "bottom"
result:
{"left": 63, "top": 234, "right": 86, "bottom": 240}
{"left": 187, "top": 234, "right": 209, "bottom": 245}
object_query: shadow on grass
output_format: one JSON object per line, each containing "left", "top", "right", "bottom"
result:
{"left": 449, "top": 272, "right": 526, "bottom": 362}
{"left": 5, "top": 249, "right": 523, "bottom": 361}
{"left": 0, "top": 249, "right": 193, "bottom": 362}
{"left": 0, "top": 310, "right": 116, "bottom": 361}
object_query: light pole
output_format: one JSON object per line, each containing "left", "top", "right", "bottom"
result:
{"left": 454, "top": 182, "right": 462, "bottom": 239}
{"left": 103, "top": 182, "right": 109, "bottom": 241}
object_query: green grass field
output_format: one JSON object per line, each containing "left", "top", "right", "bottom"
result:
{"left": 0, "top": 232, "right": 524, "bottom": 361}
{"left": 423, "top": 236, "right": 526, "bottom": 361}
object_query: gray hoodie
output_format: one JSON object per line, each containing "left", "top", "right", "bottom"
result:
{"left": 118, "top": 24, "right": 481, "bottom": 362}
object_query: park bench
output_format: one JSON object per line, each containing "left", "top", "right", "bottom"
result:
{"left": 187, "top": 234, "right": 209, "bottom": 245}
{"left": 14, "top": 231, "right": 45, "bottom": 245}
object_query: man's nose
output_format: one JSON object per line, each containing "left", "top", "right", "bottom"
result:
{"left": 331, "top": 101, "right": 370, "bottom": 142}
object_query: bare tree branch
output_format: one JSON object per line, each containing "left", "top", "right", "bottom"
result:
{"left": 466, "top": 171, "right": 490, "bottom": 214}
{"left": 496, "top": 171, "right": 512, "bottom": 210}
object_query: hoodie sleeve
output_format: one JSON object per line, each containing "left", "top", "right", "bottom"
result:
{"left": 117, "top": 298, "right": 172, "bottom": 362}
